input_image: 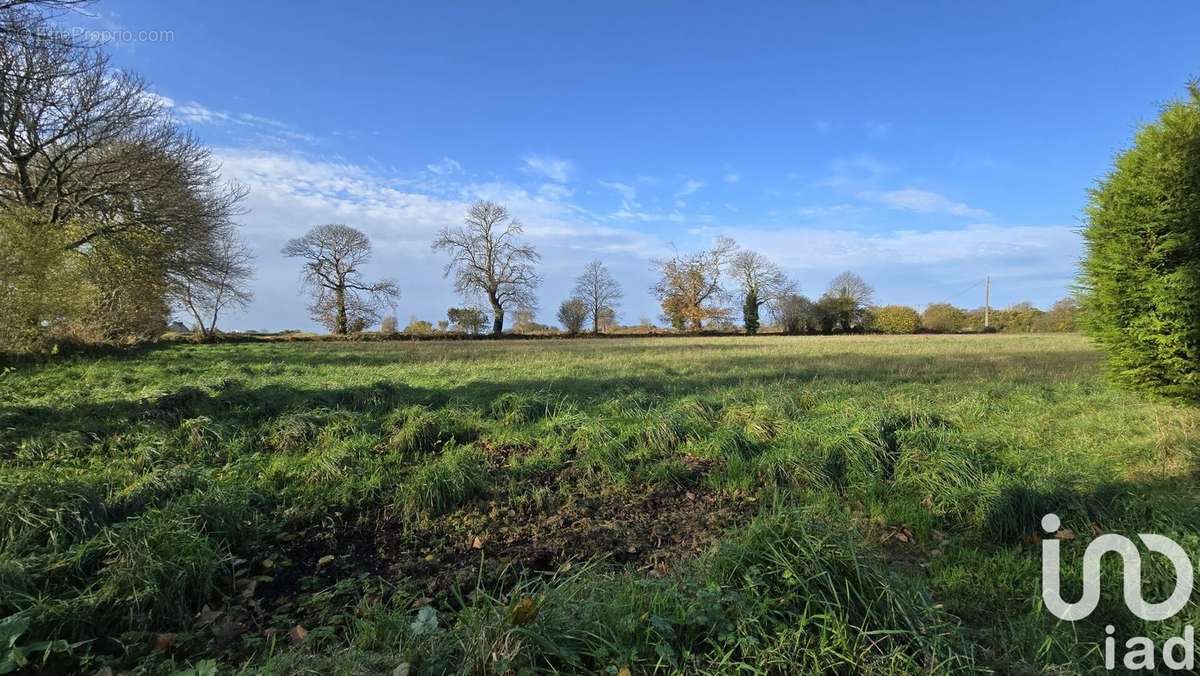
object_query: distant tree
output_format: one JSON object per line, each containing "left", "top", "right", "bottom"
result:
{"left": 872, "top": 305, "right": 921, "bottom": 334}
{"left": 433, "top": 201, "right": 541, "bottom": 335}
{"left": 573, "top": 260, "right": 622, "bottom": 333}
{"left": 512, "top": 306, "right": 539, "bottom": 334}
{"left": 813, "top": 295, "right": 841, "bottom": 334}
{"left": 992, "top": 302, "right": 1042, "bottom": 333}
{"left": 596, "top": 306, "right": 617, "bottom": 332}
{"left": 651, "top": 237, "right": 738, "bottom": 331}
{"left": 436, "top": 319, "right": 449, "bottom": 332}
{"left": 822, "top": 271, "right": 874, "bottom": 332}
{"left": 380, "top": 315, "right": 398, "bottom": 334}
{"left": 1079, "top": 83, "right": 1200, "bottom": 400}
{"left": 1033, "top": 298, "right": 1078, "bottom": 333}
{"left": 405, "top": 319, "right": 433, "bottom": 335}
{"left": 742, "top": 288, "right": 759, "bottom": 335}
{"left": 282, "top": 224, "right": 399, "bottom": 335}
{"left": 447, "top": 307, "right": 486, "bottom": 335}
{"left": 772, "top": 293, "right": 814, "bottom": 335}
{"left": 730, "top": 250, "right": 794, "bottom": 336}
{"left": 922, "top": 303, "right": 967, "bottom": 333}
{"left": 557, "top": 298, "right": 588, "bottom": 335}
{"left": 172, "top": 231, "right": 254, "bottom": 340}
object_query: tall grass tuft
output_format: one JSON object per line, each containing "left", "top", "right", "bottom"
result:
{"left": 397, "top": 442, "right": 488, "bottom": 516}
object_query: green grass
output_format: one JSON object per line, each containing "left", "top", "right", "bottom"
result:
{"left": 1, "top": 334, "right": 1198, "bottom": 673}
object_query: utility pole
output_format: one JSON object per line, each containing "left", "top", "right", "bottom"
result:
{"left": 984, "top": 275, "right": 991, "bottom": 329}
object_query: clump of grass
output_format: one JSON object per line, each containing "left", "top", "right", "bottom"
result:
{"left": 262, "top": 408, "right": 335, "bottom": 453}
{"left": 76, "top": 507, "right": 228, "bottom": 635}
{"left": 686, "top": 425, "right": 755, "bottom": 461}
{"left": 639, "top": 408, "right": 691, "bottom": 453}
{"left": 489, "top": 390, "right": 558, "bottom": 425}
{"left": 699, "top": 507, "right": 976, "bottom": 672}
{"left": 384, "top": 405, "right": 479, "bottom": 456}
{"left": 721, "top": 401, "right": 785, "bottom": 444}
{"left": 397, "top": 442, "right": 488, "bottom": 516}
{"left": 753, "top": 444, "right": 828, "bottom": 489}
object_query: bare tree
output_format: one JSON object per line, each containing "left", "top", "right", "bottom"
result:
{"left": 730, "top": 250, "right": 796, "bottom": 335}
{"left": 731, "top": 250, "right": 795, "bottom": 310}
{"left": 650, "top": 237, "right": 738, "bottom": 331}
{"left": 573, "top": 259, "right": 622, "bottom": 333}
{"left": 771, "top": 293, "right": 815, "bottom": 335}
{"left": 1, "top": 0, "right": 92, "bottom": 41}
{"left": 823, "top": 271, "right": 874, "bottom": 332}
{"left": 172, "top": 230, "right": 254, "bottom": 340}
{"left": 0, "top": 16, "right": 246, "bottom": 254}
{"left": 432, "top": 200, "right": 541, "bottom": 335}
{"left": 282, "top": 224, "right": 399, "bottom": 335}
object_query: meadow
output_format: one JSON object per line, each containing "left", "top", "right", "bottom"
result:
{"left": 2, "top": 334, "right": 1198, "bottom": 674}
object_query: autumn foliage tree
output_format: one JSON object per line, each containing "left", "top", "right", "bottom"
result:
{"left": 651, "top": 237, "right": 738, "bottom": 331}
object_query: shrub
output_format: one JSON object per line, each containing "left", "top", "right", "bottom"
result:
{"left": 921, "top": 303, "right": 967, "bottom": 333}
{"left": 404, "top": 319, "right": 433, "bottom": 335}
{"left": 872, "top": 305, "right": 921, "bottom": 334}
{"left": 556, "top": 298, "right": 587, "bottom": 335}
{"left": 1080, "top": 82, "right": 1200, "bottom": 400}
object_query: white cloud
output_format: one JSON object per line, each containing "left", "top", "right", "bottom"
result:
{"left": 175, "top": 101, "right": 231, "bottom": 125}
{"left": 723, "top": 172, "right": 740, "bottom": 184}
{"left": 159, "top": 98, "right": 317, "bottom": 144}
{"left": 426, "top": 157, "right": 463, "bottom": 175}
{"left": 598, "top": 180, "right": 638, "bottom": 204}
{"left": 522, "top": 154, "right": 573, "bottom": 183}
{"left": 677, "top": 178, "right": 705, "bottom": 197}
{"left": 857, "top": 188, "right": 990, "bottom": 219}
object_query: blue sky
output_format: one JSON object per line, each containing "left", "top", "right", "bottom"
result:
{"left": 63, "top": 1, "right": 1200, "bottom": 330}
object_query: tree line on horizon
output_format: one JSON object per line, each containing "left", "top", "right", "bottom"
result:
{"left": 275, "top": 199, "right": 1079, "bottom": 339}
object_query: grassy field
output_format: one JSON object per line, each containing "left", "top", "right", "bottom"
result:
{"left": 2, "top": 334, "right": 1198, "bottom": 674}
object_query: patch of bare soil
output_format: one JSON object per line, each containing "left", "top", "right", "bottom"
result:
{"left": 256, "top": 481, "right": 755, "bottom": 608}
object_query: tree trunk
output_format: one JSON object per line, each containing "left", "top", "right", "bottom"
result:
{"left": 336, "top": 286, "right": 348, "bottom": 335}
{"left": 593, "top": 306, "right": 600, "bottom": 334}
{"left": 490, "top": 298, "right": 504, "bottom": 335}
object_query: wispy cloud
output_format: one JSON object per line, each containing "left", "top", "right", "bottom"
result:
{"left": 522, "top": 154, "right": 573, "bottom": 183}
{"left": 857, "top": 188, "right": 990, "bottom": 219}
{"left": 598, "top": 180, "right": 640, "bottom": 210}
{"left": 157, "top": 96, "right": 317, "bottom": 144}
{"left": 677, "top": 178, "right": 705, "bottom": 197}
{"left": 426, "top": 157, "right": 463, "bottom": 175}
{"left": 723, "top": 172, "right": 740, "bottom": 184}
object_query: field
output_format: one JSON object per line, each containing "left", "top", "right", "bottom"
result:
{"left": 2, "top": 334, "right": 1199, "bottom": 674}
